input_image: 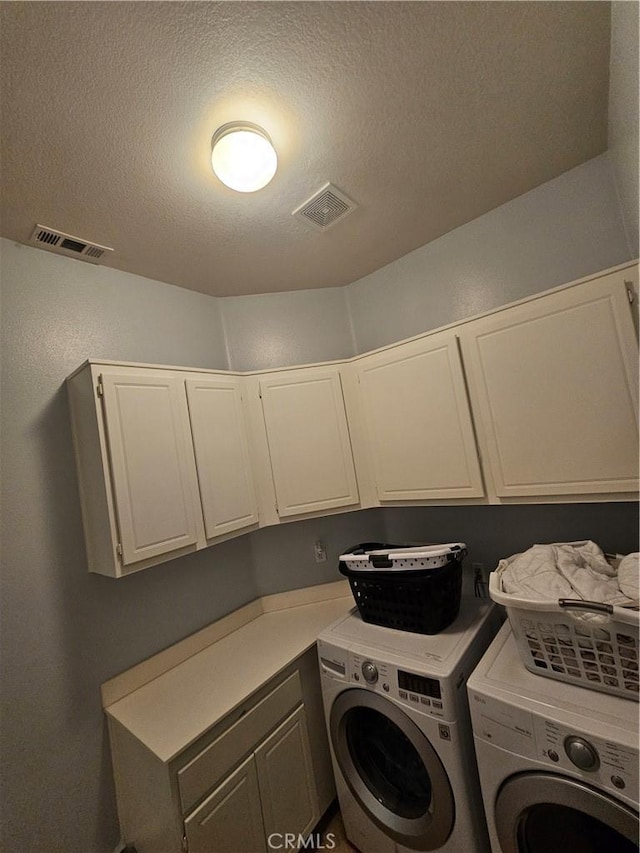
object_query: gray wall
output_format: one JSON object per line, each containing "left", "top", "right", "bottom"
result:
{"left": 1, "top": 146, "right": 639, "bottom": 852}
{"left": 0, "top": 238, "right": 377, "bottom": 853}
{"left": 221, "top": 286, "right": 356, "bottom": 371}
{"left": 608, "top": 1, "right": 640, "bottom": 258}
{"left": 250, "top": 509, "right": 384, "bottom": 597}
{"left": 346, "top": 155, "right": 632, "bottom": 352}
{"left": 382, "top": 504, "right": 639, "bottom": 589}
{"left": 0, "top": 240, "right": 248, "bottom": 853}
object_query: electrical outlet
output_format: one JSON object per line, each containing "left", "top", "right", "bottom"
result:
{"left": 314, "top": 540, "right": 327, "bottom": 563}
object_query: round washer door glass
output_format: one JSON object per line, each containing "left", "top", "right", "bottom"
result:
{"left": 495, "top": 772, "right": 639, "bottom": 853}
{"left": 330, "top": 688, "right": 454, "bottom": 850}
{"left": 346, "top": 705, "right": 432, "bottom": 818}
{"left": 517, "top": 803, "right": 638, "bottom": 853}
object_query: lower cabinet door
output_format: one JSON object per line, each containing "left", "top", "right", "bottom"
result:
{"left": 184, "top": 755, "right": 267, "bottom": 853}
{"left": 255, "top": 706, "right": 320, "bottom": 844}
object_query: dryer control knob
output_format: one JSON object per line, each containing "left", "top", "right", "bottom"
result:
{"left": 564, "top": 736, "right": 600, "bottom": 772}
{"left": 362, "top": 661, "right": 379, "bottom": 684}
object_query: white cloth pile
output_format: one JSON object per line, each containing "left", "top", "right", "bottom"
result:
{"left": 497, "top": 541, "right": 639, "bottom": 609}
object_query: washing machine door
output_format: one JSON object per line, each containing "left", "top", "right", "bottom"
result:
{"left": 495, "top": 772, "right": 639, "bottom": 853}
{"left": 330, "top": 688, "right": 454, "bottom": 851}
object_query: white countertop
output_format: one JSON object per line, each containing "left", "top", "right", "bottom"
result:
{"left": 106, "top": 595, "right": 353, "bottom": 763}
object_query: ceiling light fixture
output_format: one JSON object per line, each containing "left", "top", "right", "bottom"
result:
{"left": 210, "top": 122, "right": 277, "bottom": 193}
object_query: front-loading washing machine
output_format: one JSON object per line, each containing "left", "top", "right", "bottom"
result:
{"left": 467, "top": 622, "right": 639, "bottom": 853}
{"left": 317, "top": 596, "right": 500, "bottom": 853}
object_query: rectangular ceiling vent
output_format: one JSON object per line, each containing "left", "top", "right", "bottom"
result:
{"left": 292, "top": 183, "right": 357, "bottom": 232}
{"left": 29, "top": 225, "right": 114, "bottom": 265}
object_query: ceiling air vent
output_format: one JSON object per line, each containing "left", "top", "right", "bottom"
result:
{"left": 29, "top": 225, "right": 114, "bottom": 265}
{"left": 292, "top": 183, "right": 357, "bottom": 232}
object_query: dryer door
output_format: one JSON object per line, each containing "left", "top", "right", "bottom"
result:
{"left": 330, "top": 688, "right": 454, "bottom": 851}
{"left": 495, "top": 771, "right": 639, "bottom": 853}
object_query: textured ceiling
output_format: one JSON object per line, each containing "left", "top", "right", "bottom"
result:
{"left": 0, "top": 2, "right": 610, "bottom": 297}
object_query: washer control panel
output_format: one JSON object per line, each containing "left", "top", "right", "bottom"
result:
{"left": 350, "top": 651, "right": 448, "bottom": 719}
{"left": 317, "top": 639, "right": 467, "bottom": 721}
{"left": 536, "top": 716, "right": 638, "bottom": 803}
{"left": 318, "top": 640, "right": 450, "bottom": 718}
{"left": 469, "top": 691, "right": 639, "bottom": 805}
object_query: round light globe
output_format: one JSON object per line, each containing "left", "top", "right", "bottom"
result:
{"left": 211, "top": 123, "right": 277, "bottom": 193}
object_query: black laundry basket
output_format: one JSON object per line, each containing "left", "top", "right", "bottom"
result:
{"left": 339, "top": 542, "right": 466, "bottom": 635}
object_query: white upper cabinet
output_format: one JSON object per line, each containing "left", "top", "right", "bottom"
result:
{"left": 100, "top": 372, "right": 201, "bottom": 566}
{"left": 67, "top": 263, "right": 639, "bottom": 577}
{"left": 68, "top": 364, "right": 256, "bottom": 577}
{"left": 185, "top": 377, "right": 258, "bottom": 539}
{"left": 355, "top": 331, "right": 484, "bottom": 501}
{"left": 458, "top": 270, "right": 639, "bottom": 497}
{"left": 258, "top": 367, "right": 359, "bottom": 517}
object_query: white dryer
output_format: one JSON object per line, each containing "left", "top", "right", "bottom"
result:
{"left": 467, "top": 622, "right": 639, "bottom": 853}
{"left": 317, "top": 597, "right": 500, "bottom": 853}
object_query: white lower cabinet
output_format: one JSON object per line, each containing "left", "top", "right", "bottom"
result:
{"left": 107, "top": 649, "right": 330, "bottom": 853}
{"left": 255, "top": 706, "right": 320, "bottom": 843}
{"left": 185, "top": 705, "right": 319, "bottom": 853}
{"left": 184, "top": 755, "right": 267, "bottom": 853}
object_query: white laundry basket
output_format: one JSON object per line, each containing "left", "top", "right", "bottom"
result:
{"left": 489, "top": 571, "right": 639, "bottom": 700}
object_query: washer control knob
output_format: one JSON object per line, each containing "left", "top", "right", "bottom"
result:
{"left": 611, "top": 776, "right": 626, "bottom": 790}
{"left": 564, "top": 736, "right": 600, "bottom": 772}
{"left": 362, "top": 660, "right": 379, "bottom": 684}
{"left": 547, "top": 749, "right": 559, "bottom": 763}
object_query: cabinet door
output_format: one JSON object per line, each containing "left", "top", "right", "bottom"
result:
{"left": 458, "top": 272, "right": 639, "bottom": 496}
{"left": 357, "top": 332, "right": 484, "bottom": 501}
{"left": 185, "top": 377, "right": 258, "bottom": 539}
{"left": 255, "top": 706, "right": 320, "bottom": 843}
{"left": 100, "top": 373, "right": 199, "bottom": 565}
{"left": 184, "top": 755, "right": 267, "bottom": 853}
{"left": 259, "top": 369, "right": 359, "bottom": 517}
